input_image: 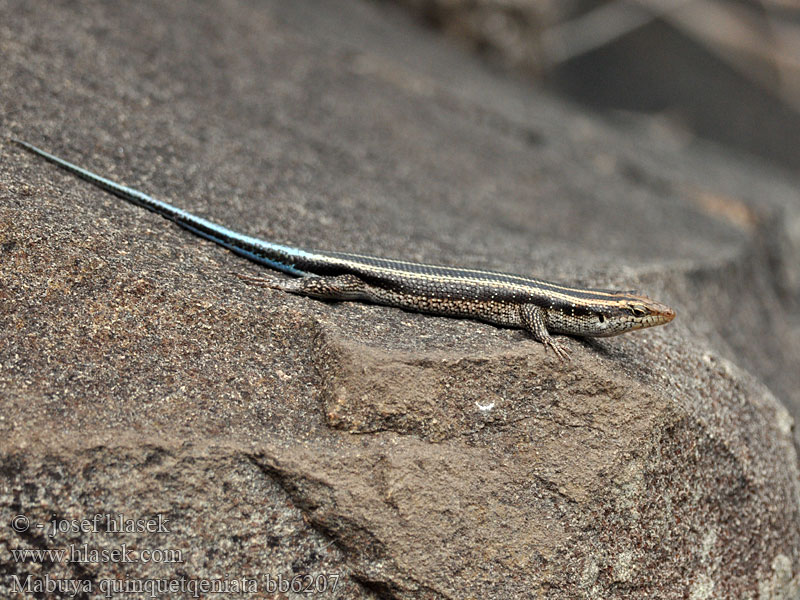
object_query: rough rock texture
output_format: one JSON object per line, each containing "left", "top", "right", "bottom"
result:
{"left": 1, "top": 1, "right": 799, "bottom": 599}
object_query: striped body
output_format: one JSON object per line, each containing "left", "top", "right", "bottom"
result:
{"left": 13, "top": 139, "right": 675, "bottom": 358}
{"left": 275, "top": 251, "right": 667, "bottom": 337}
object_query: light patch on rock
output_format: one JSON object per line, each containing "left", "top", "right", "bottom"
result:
{"left": 689, "top": 574, "right": 715, "bottom": 600}
{"left": 475, "top": 400, "right": 495, "bottom": 412}
{"left": 613, "top": 550, "right": 635, "bottom": 583}
{"left": 580, "top": 556, "right": 599, "bottom": 588}
{"left": 758, "top": 554, "right": 795, "bottom": 600}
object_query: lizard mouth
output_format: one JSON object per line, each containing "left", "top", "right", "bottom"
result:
{"left": 656, "top": 304, "right": 676, "bottom": 325}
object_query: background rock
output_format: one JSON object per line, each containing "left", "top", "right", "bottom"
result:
{"left": 390, "top": 0, "right": 800, "bottom": 171}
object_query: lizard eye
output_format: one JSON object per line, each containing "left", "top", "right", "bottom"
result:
{"left": 630, "top": 306, "right": 647, "bottom": 318}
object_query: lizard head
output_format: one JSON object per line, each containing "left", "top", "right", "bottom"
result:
{"left": 589, "top": 293, "right": 676, "bottom": 337}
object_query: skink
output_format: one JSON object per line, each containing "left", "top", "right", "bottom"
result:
{"left": 13, "top": 139, "right": 675, "bottom": 359}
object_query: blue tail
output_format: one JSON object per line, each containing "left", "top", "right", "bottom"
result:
{"left": 12, "top": 139, "right": 312, "bottom": 276}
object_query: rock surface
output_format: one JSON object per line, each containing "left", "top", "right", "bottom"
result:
{"left": 1, "top": 0, "right": 799, "bottom": 598}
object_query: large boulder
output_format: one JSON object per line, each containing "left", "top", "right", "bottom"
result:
{"left": 1, "top": 0, "right": 798, "bottom": 597}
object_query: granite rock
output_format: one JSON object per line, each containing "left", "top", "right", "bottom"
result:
{"left": 1, "top": 0, "right": 799, "bottom": 598}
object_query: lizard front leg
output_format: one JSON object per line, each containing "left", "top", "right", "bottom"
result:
{"left": 519, "top": 303, "right": 571, "bottom": 360}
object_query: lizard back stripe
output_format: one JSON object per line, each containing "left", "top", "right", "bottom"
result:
{"left": 13, "top": 140, "right": 652, "bottom": 313}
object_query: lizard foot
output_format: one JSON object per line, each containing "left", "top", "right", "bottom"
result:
{"left": 545, "top": 338, "right": 571, "bottom": 361}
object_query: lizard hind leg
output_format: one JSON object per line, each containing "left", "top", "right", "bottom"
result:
{"left": 237, "top": 273, "right": 372, "bottom": 301}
